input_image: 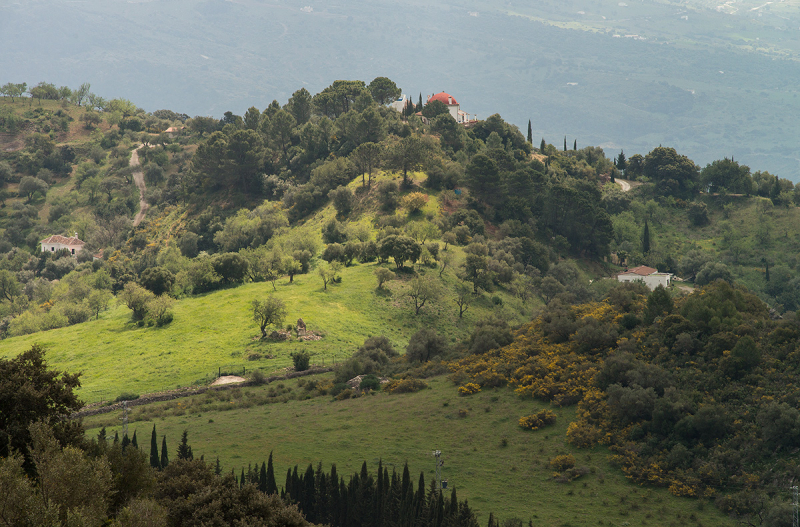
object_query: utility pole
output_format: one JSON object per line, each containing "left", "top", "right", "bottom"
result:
{"left": 433, "top": 450, "right": 447, "bottom": 491}
{"left": 121, "top": 400, "right": 129, "bottom": 438}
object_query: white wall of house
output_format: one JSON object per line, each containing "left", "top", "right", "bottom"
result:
{"left": 617, "top": 273, "right": 672, "bottom": 290}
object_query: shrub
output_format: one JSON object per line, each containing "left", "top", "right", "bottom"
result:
{"left": 335, "top": 388, "right": 354, "bottom": 400}
{"left": 519, "top": 409, "right": 557, "bottom": 430}
{"left": 359, "top": 374, "right": 381, "bottom": 391}
{"left": 247, "top": 370, "right": 267, "bottom": 385}
{"left": 406, "top": 329, "right": 447, "bottom": 362}
{"left": 383, "top": 378, "right": 428, "bottom": 394}
{"left": 566, "top": 422, "right": 604, "bottom": 448}
{"left": 458, "top": 383, "right": 481, "bottom": 396}
{"left": 401, "top": 192, "right": 429, "bottom": 212}
{"left": 291, "top": 351, "right": 310, "bottom": 372}
{"left": 115, "top": 393, "right": 140, "bottom": 403}
{"left": 549, "top": 454, "right": 576, "bottom": 472}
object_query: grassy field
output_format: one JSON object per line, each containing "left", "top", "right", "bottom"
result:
{"left": 83, "top": 373, "right": 735, "bottom": 526}
{"left": 0, "top": 247, "right": 536, "bottom": 403}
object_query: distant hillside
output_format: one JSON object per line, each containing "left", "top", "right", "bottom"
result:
{"left": 3, "top": 0, "right": 800, "bottom": 178}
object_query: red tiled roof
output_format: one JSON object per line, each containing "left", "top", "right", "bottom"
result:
{"left": 620, "top": 265, "right": 658, "bottom": 276}
{"left": 40, "top": 235, "right": 85, "bottom": 246}
{"left": 428, "top": 92, "right": 458, "bottom": 106}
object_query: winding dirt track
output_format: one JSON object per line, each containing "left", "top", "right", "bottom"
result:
{"left": 131, "top": 145, "right": 149, "bottom": 226}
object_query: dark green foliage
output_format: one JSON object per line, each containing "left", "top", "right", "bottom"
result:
{"left": 139, "top": 266, "right": 175, "bottom": 296}
{"left": 150, "top": 424, "right": 160, "bottom": 469}
{"left": 643, "top": 285, "right": 673, "bottom": 323}
{"left": 378, "top": 235, "right": 421, "bottom": 270}
{"left": 405, "top": 329, "right": 447, "bottom": 362}
{"left": 694, "top": 261, "right": 733, "bottom": 286}
{"left": 467, "top": 317, "right": 513, "bottom": 354}
{"left": 291, "top": 351, "right": 311, "bottom": 372}
{"left": 0, "top": 344, "right": 84, "bottom": 470}
{"left": 212, "top": 252, "right": 249, "bottom": 284}
{"left": 641, "top": 220, "right": 651, "bottom": 254}
{"left": 687, "top": 201, "right": 710, "bottom": 226}
{"left": 322, "top": 218, "right": 347, "bottom": 244}
{"left": 176, "top": 430, "right": 192, "bottom": 460}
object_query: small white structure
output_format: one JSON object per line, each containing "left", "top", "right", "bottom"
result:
{"left": 390, "top": 94, "right": 409, "bottom": 113}
{"left": 617, "top": 265, "right": 672, "bottom": 291}
{"left": 40, "top": 233, "right": 85, "bottom": 256}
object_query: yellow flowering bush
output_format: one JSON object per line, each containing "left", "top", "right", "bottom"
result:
{"left": 458, "top": 383, "right": 481, "bottom": 396}
{"left": 518, "top": 409, "right": 557, "bottom": 430}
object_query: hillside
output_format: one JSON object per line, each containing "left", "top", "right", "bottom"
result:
{"left": 2, "top": 82, "right": 800, "bottom": 525}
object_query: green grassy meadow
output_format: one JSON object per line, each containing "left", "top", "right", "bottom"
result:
{"left": 0, "top": 249, "right": 535, "bottom": 403}
{"left": 83, "top": 374, "right": 735, "bottom": 526}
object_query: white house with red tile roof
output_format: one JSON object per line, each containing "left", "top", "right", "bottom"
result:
{"left": 40, "top": 233, "right": 85, "bottom": 256}
{"left": 617, "top": 265, "right": 672, "bottom": 290}
{"left": 426, "top": 92, "right": 476, "bottom": 124}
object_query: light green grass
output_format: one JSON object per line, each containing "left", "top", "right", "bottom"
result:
{"left": 84, "top": 375, "right": 735, "bottom": 526}
{"left": 0, "top": 256, "right": 535, "bottom": 403}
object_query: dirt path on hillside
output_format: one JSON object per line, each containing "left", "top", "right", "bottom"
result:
{"left": 131, "top": 145, "right": 149, "bottom": 226}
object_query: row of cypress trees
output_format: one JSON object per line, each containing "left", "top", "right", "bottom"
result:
{"left": 139, "top": 425, "right": 485, "bottom": 526}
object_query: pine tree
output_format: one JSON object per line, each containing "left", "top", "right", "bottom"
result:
{"left": 214, "top": 457, "right": 222, "bottom": 476}
{"left": 266, "top": 451, "right": 277, "bottom": 494}
{"left": 131, "top": 430, "right": 138, "bottom": 449}
{"left": 176, "top": 429, "right": 193, "bottom": 460}
{"left": 113, "top": 431, "right": 119, "bottom": 443}
{"left": 121, "top": 433, "right": 130, "bottom": 450}
{"left": 149, "top": 425, "right": 160, "bottom": 469}
{"left": 527, "top": 120, "right": 532, "bottom": 144}
{"left": 642, "top": 220, "right": 651, "bottom": 254}
{"left": 540, "top": 138, "right": 546, "bottom": 153}
{"left": 616, "top": 150, "right": 627, "bottom": 171}
{"left": 160, "top": 436, "right": 169, "bottom": 468}
{"left": 241, "top": 468, "right": 246, "bottom": 489}
{"left": 97, "top": 427, "right": 107, "bottom": 444}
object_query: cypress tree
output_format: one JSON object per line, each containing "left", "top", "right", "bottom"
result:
{"left": 487, "top": 512, "right": 496, "bottom": 527}
{"left": 285, "top": 468, "right": 293, "bottom": 501}
{"left": 113, "top": 431, "right": 119, "bottom": 443}
{"left": 573, "top": 139, "right": 577, "bottom": 151}
{"left": 97, "top": 427, "right": 107, "bottom": 444}
{"left": 540, "top": 138, "right": 546, "bottom": 153}
{"left": 303, "top": 463, "right": 316, "bottom": 521}
{"left": 642, "top": 220, "right": 651, "bottom": 254}
{"left": 447, "top": 486, "right": 458, "bottom": 520}
{"left": 266, "top": 451, "right": 277, "bottom": 494}
{"left": 527, "top": 120, "right": 532, "bottom": 144}
{"left": 131, "top": 430, "right": 138, "bottom": 449}
{"left": 149, "top": 425, "right": 160, "bottom": 469}
{"left": 564, "top": 136, "right": 567, "bottom": 152}
{"left": 214, "top": 457, "right": 222, "bottom": 475}
{"left": 160, "top": 436, "right": 169, "bottom": 468}
{"left": 292, "top": 465, "right": 301, "bottom": 504}
{"left": 259, "top": 461, "right": 268, "bottom": 492}
{"left": 121, "top": 433, "right": 130, "bottom": 450}
{"left": 417, "top": 93, "right": 423, "bottom": 112}
{"left": 241, "top": 468, "right": 246, "bottom": 489}
{"left": 329, "top": 465, "right": 340, "bottom": 525}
